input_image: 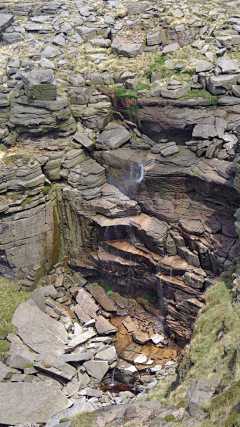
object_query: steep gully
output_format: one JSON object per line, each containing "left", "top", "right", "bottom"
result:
{"left": 57, "top": 139, "right": 239, "bottom": 351}
{"left": 1, "top": 97, "right": 240, "bottom": 362}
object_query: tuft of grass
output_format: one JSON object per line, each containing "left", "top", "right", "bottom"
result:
{"left": 21, "top": 197, "right": 32, "bottom": 207}
{"left": 43, "top": 186, "right": 51, "bottom": 196}
{"left": 209, "top": 381, "right": 240, "bottom": 418}
{"left": 114, "top": 87, "right": 139, "bottom": 99}
{"left": 165, "top": 414, "right": 176, "bottom": 422}
{"left": 0, "top": 277, "right": 28, "bottom": 360}
{"left": 4, "top": 155, "right": 30, "bottom": 165}
{"left": 24, "top": 362, "right": 34, "bottom": 369}
{"left": 0, "top": 144, "right": 8, "bottom": 153}
{"left": 71, "top": 411, "right": 97, "bottom": 427}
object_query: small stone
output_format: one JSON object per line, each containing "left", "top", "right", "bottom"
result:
{"left": 132, "top": 331, "right": 149, "bottom": 345}
{"left": 162, "top": 43, "right": 179, "bottom": 54}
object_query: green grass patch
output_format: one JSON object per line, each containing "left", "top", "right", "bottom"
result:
{"left": 0, "top": 144, "right": 8, "bottom": 153}
{"left": 4, "top": 154, "right": 30, "bottom": 165}
{"left": 24, "top": 362, "right": 34, "bottom": 369}
{"left": 43, "top": 186, "right": 51, "bottom": 196}
{"left": 165, "top": 415, "right": 176, "bottom": 422}
{"left": 148, "top": 275, "right": 240, "bottom": 408}
{"left": 182, "top": 89, "right": 219, "bottom": 104}
{"left": 114, "top": 87, "right": 139, "bottom": 99}
{"left": 0, "top": 277, "right": 28, "bottom": 360}
{"left": 21, "top": 197, "right": 32, "bottom": 207}
{"left": 210, "top": 381, "right": 240, "bottom": 417}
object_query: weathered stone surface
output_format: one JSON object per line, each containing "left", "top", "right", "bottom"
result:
{"left": 12, "top": 300, "right": 68, "bottom": 355}
{"left": 84, "top": 360, "right": 109, "bottom": 380}
{"left": 146, "top": 27, "right": 164, "bottom": 46}
{"left": 162, "top": 42, "right": 179, "bottom": 54}
{"left": 95, "top": 346, "right": 117, "bottom": 364}
{"left": 34, "top": 354, "right": 76, "bottom": 381}
{"left": 0, "top": 13, "right": 13, "bottom": 32}
{"left": 161, "top": 83, "right": 190, "bottom": 99}
{"left": 21, "top": 68, "right": 57, "bottom": 101}
{"left": 95, "top": 315, "right": 117, "bottom": 335}
{"left": 186, "top": 379, "right": 220, "bottom": 416}
{"left": 86, "top": 284, "right": 117, "bottom": 312}
{"left": 42, "top": 45, "right": 61, "bottom": 58}
{"left": 73, "top": 132, "right": 95, "bottom": 152}
{"left": 45, "top": 402, "right": 94, "bottom": 427}
{"left": 0, "top": 382, "right": 69, "bottom": 424}
{"left": 208, "top": 74, "right": 240, "bottom": 95}
{"left": 195, "top": 59, "right": 213, "bottom": 73}
{"left": 192, "top": 124, "right": 217, "bottom": 139}
{"left": 96, "top": 123, "right": 132, "bottom": 150}
{"left": 132, "top": 331, "right": 149, "bottom": 345}
{"left": 76, "top": 288, "right": 99, "bottom": 319}
{"left": 115, "top": 360, "right": 138, "bottom": 384}
{"left": 9, "top": 348, "right": 37, "bottom": 370}
{"left": 216, "top": 58, "right": 240, "bottom": 74}
{"left": 67, "top": 329, "right": 96, "bottom": 350}
{"left": 112, "top": 30, "right": 145, "bottom": 57}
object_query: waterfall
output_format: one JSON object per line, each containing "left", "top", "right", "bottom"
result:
{"left": 135, "top": 162, "right": 145, "bottom": 184}
{"left": 205, "top": 178, "right": 212, "bottom": 194}
{"left": 110, "top": 368, "right": 115, "bottom": 386}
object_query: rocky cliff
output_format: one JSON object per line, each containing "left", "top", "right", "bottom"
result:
{"left": 1, "top": 0, "right": 240, "bottom": 424}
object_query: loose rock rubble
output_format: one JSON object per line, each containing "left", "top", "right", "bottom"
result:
{"left": 0, "top": 268, "right": 179, "bottom": 425}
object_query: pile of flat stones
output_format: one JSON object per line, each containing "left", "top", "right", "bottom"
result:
{"left": 0, "top": 266, "right": 177, "bottom": 425}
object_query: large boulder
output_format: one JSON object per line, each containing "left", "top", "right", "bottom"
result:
{"left": 21, "top": 68, "right": 57, "bottom": 101}
{"left": 208, "top": 74, "right": 240, "bottom": 95}
{"left": 112, "top": 29, "right": 146, "bottom": 57}
{"left": 12, "top": 300, "right": 68, "bottom": 355}
{"left": 186, "top": 379, "right": 220, "bottom": 416}
{"left": 0, "top": 381, "right": 69, "bottom": 424}
{"left": 96, "top": 123, "right": 132, "bottom": 150}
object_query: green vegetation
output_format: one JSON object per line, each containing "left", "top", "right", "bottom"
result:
{"left": 165, "top": 414, "right": 176, "bottom": 422}
{"left": 21, "top": 197, "right": 32, "bottom": 207}
{"left": 0, "top": 277, "right": 28, "bottom": 360}
{"left": 0, "top": 144, "right": 8, "bottom": 153}
{"left": 147, "top": 275, "right": 240, "bottom": 426}
{"left": 126, "top": 102, "right": 140, "bottom": 125}
{"left": 4, "top": 154, "right": 30, "bottom": 165}
{"left": 71, "top": 411, "right": 97, "bottom": 427}
{"left": 106, "top": 289, "right": 113, "bottom": 300}
{"left": 114, "top": 87, "right": 139, "bottom": 100}
{"left": 24, "top": 362, "right": 34, "bottom": 369}
{"left": 114, "top": 83, "right": 150, "bottom": 101}
{"left": 43, "top": 186, "right": 52, "bottom": 196}
{"left": 182, "top": 89, "right": 219, "bottom": 105}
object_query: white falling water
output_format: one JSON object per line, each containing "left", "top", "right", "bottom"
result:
{"left": 135, "top": 162, "right": 145, "bottom": 184}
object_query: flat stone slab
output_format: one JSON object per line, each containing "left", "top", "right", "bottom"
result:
{"left": 0, "top": 13, "right": 13, "bottom": 32}
{"left": 45, "top": 402, "right": 94, "bottom": 427}
{"left": 12, "top": 300, "right": 68, "bottom": 355}
{"left": 95, "top": 315, "right": 117, "bottom": 335}
{"left": 95, "top": 346, "right": 117, "bottom": 364}
{"left": 0, "top": 381, "right": 69, "bottom": 424}
{"left": 192, "top": 124, "right": 217, "bottom": 139}
{"left": 96, "top": 123, "right": 132, "bottom": 150}
{"left": 76, "top": 288, "right": 99, "bottom": 319}
{"left": 86, "top": 284, "right": 117, "bottom": 313}
{"left": 84, "top": 360, "right": 109, "bottom": 380}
